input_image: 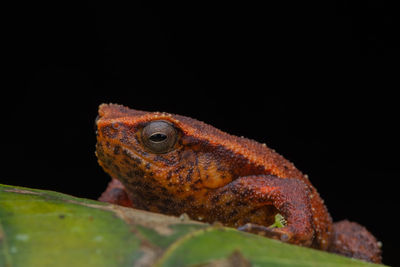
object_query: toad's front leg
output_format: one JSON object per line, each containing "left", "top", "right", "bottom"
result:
{"left": 99, "top": 178, "right": 133, "bottom": 208}
{"left": 209, "top": 175, "right": 315, "bottom": 247}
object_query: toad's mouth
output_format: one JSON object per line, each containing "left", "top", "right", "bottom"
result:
{"left": 115, "top": 142, "right": 174, "bottom": 174}
{"left": 120, "top": 145, "right": 156, "bottom": 167}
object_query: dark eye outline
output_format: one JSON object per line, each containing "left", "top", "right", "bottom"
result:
{"left": 141, "top": 121, "right": 178, "bottom": 154}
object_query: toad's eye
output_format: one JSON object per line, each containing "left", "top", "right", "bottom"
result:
{"left": 141, "top": 121, "right": 177, "bottom": 153}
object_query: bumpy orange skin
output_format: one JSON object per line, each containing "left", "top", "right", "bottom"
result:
{"left": 95, "top": 104, "right": 381, "bottom": 263}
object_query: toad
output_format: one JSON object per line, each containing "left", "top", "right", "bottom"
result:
{"left": 95, "top": 104, "right": 382, "bottom": 263}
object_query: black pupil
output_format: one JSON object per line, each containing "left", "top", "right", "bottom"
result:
{"left": 149, "top": 133, "right": 167, "bottom": 142}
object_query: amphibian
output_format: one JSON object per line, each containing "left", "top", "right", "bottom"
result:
{"left": 95, "top": 103, "right": 382, "bottom": 263}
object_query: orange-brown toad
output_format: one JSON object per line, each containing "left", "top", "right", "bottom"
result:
{"left": 95, "top": 103, "right": 382, "bottom": 263}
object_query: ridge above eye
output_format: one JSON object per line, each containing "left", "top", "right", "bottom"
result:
{"left": 141, "top": 121, "right": 177, "bottom": 153}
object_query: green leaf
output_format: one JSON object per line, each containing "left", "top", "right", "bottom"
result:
{"left": 0, "top": 184, "right": 387, "bottom": 267}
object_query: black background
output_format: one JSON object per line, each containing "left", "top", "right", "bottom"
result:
{"left": 3, "top": 0, "right": 398, "bottom": 265}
